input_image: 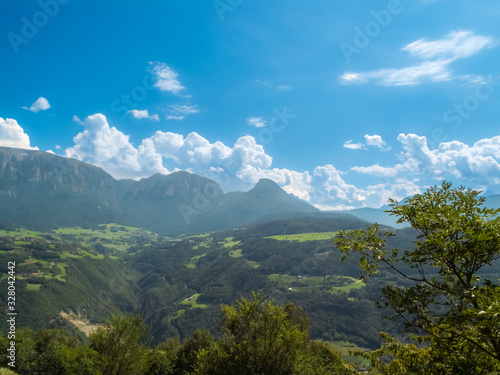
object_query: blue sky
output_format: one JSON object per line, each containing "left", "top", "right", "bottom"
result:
{"left": 1, "top": 0, "right": 500, "bottom": 209}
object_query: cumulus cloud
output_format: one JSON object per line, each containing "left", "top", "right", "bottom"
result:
{"left": 62, "top": 113, "right": 429, "bottom": 209}
{"left": 307, "top": 166, "right": 420, "bottom": 210}
{"left": 128, "top": 109, "right": 160, "bottom": 121}
{"left": 149, "top": 62, "right": 186, "bottom": 95}
{"left": 340, "top": 30, "right": 497, "bottom": 86}
{"left": 23, "top": 97, "right": 51, "bottom": 113}
{"left": 166, "top": 104, "right": 199, "bottom": 120}
{"left": 365, "top": 134, "right": 390, "bottom": 150}
{"left": 68, "top": 113, "right": 500, "bottom": 210}
{"left": 0, "top": 117, "right": 37, "bottom": 150}
{"left": 351, "top": 133, "right": 500, "bottom": 190}
{"left": 65, "top": 114, "right": 167, "bottom": 180}
{"left": 397, "top": 133, "right": 500, "bottom": 184}
{"left": 247, "top": 117, "right": 267, "bottom": 128}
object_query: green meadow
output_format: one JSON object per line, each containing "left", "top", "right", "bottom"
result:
{"left": 266, "top": 231, "right": 339, "bottom": 242}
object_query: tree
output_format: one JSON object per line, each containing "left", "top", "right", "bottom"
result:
{"left": 334, "top": 182, "right": 500, "bottom": 374}
{"left": 90, "top": 314, "right": 149, "bottom": 375}
{"left": 174, "top": 330, "right": 213, "bottom": 375}
{"left": 193, "top": 293, "right": 357, "bottom": 375}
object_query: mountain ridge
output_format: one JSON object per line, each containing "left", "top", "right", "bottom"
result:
{"left": 0, "top": 147, "right": 318, "bottom": 234}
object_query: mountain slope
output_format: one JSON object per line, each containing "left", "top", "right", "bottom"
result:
{"left": 189, "top": 179, "right": 319, "bottom": 232}
{"left": 0, "top": 147, "right": 121, "bottom": 229}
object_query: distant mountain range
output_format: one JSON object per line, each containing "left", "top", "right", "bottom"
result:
{"left": 0, "top": 147, "right": 318, "bottom": 234}
{"left": 2, "top": 147, "right": 498, "bottom": 234}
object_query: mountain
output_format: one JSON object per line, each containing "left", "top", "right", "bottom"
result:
{"left": 0, "top": 147, "right": 318, "bottom": 234}
{"left": 339, "top": 193, "right": 500, "bottom": 228}
{"left": 338, "top": 207, "right": 405, "bottom": 229}
{"left": 119, "top": 171, "right": 226, "bottom": 234}
{"left": 0, "top": 147, "right": 121, "bottom": 230}
{"left": 189, "top": 179, "right": 319, "bottom": 232}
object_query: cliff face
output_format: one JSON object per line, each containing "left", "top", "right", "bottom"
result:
{"left": 0, "top": 147, "right": 118, "bottom": 197}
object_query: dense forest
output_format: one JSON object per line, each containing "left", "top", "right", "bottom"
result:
{"left": 1, "top": 183, "right": 499, "bottom": 373}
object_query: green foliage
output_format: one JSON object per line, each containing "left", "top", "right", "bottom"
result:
{"left": 193, "top": 293, "right": 357, "bottom": 375}
{"left": 0, "top": 368, "right": 19, "bottom": 375}
{"left": 90, "top": 314, "right": 149, "bottom": 375}
{"left": 335, "top": 182, "right": 500, "bottom": 373}
{"left": 0, "top": 328, "right": 101, "bottom": 375}
{"left": 174, "top": 330, "right": 213, "bottom": 374}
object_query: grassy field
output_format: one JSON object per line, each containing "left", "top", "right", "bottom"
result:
{"left": 229, "top": 249, "right": 243, "bottom": 258}
{"left": 180, "top": 294, "right": 208, "bottom": 309}
{"left": 0, "top": 228, "right": 47, "bottom": 239}
{"left": 1, "top": 224, "right": 156, "bottom": 252}
{"left": 246, "top": 260, "right": 260, "bottom": 269}
{"left": 266, "top": 231, "right": 339, "bottom": 242}
{"left": 54, "top": 223, "right": 156, "bottom": 252}
{"left": 186, "top": 253, "right": 206, "bottom": 268}
{"left": 269, "top": 274, "right": 365, "bottom": 293}
{"left": 222, "top": 237, "right": 241, "bottom": 248}
{"left": 330, "top": 279, "right": 365, "bottom": 292}
{"left": 269, "top": 274, "right": 297, "bottom": 287}
{"left": 326, "top": 341, "right": 370, "bottom": 368}
{"left": 26, "top": 283, "right": 42, "bottom": 291}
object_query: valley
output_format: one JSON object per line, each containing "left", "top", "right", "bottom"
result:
{"left": 0, "top": 216, "right": 410, "bottom": 362}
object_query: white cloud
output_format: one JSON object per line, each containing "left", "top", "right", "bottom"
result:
{"left": 65, "top": 114, "right": 167, "bottom": 180}
{"left": 397, "top": 133, "right": 500, "bottom": 184}
{"left": 23, "top": 97, "right": 51, "bottom": 113}
{"left": 403, "top": 30, "right": 496, "bottom": 60}
{"left": 247, "top": 117, "right": 267, "bottom": 128}
{"left": 72, "top": 115, "right": 84, "bottom": 125}
{"left": 307, "top": 165, "right": 419, "bottom": 210}
{"left": 128, "top": 109, "right": 160, "bottom": 121}
{"left": 351, "top": 133, "right": 500, "bottom": 188}
{"left": 343, "top": 140, "right": 365, "bottom": 150}
{"left": 0, "top": 117, "right": 37, "bottom": 150}
{"left": 340, "top": 31, "right": 497, "bottom": 86}
{"left": 63, "top": 114, "right": 433, "bottom": 209}
{"left": 351, "top": 164, "right": 399, "bottom": 177}
{"left": 344, "top": 135, "right": 389, "bottom": 151}
{"left": 166, "top": 104, "right": 200, "bottom": 120}
{"left": 149, "top": 62, "right": 186, "bottom": 95}
{"left": 365, "top": 134, "right": 390, "bottom": 150}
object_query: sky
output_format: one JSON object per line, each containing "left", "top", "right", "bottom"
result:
{"left": 1, "top": 0, "right": 500, "bottom": 210}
